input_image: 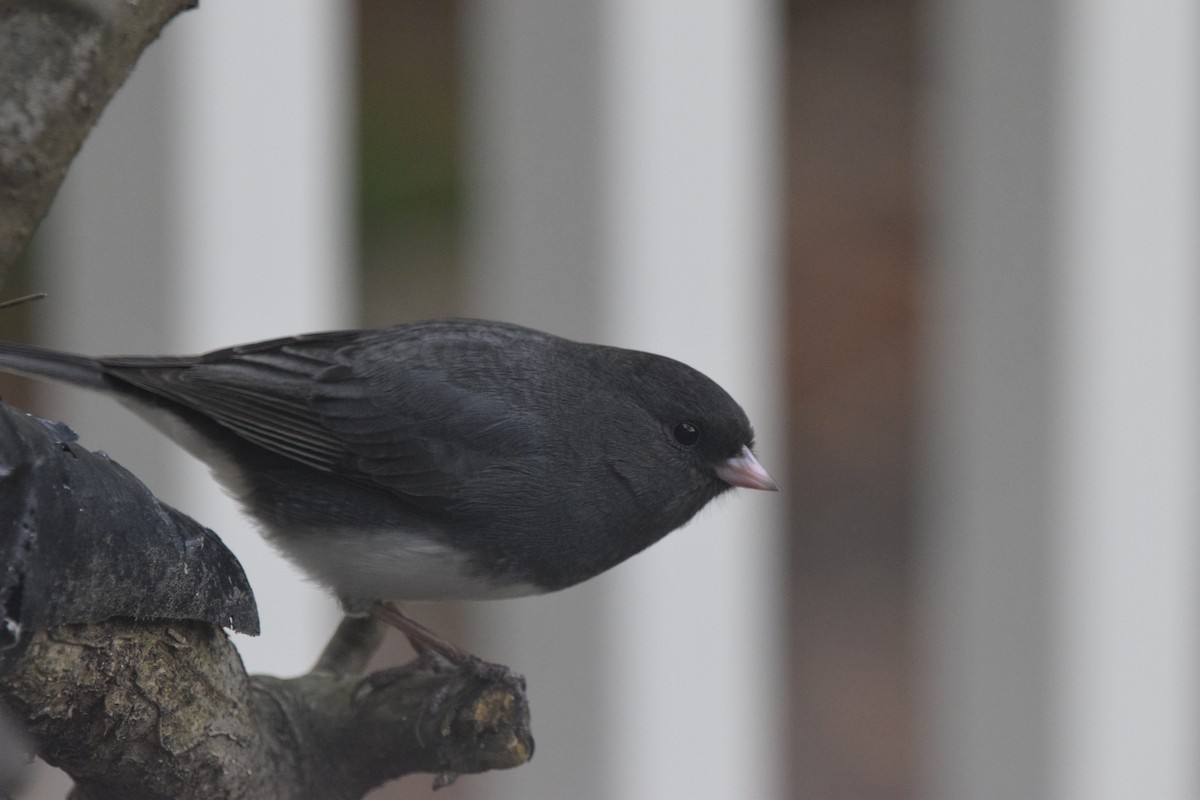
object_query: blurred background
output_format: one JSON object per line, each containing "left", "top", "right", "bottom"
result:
{"left": 4, "top": 0, "right": 1197, "bottom": 798}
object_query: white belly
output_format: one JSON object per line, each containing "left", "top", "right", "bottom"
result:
{"left": 276, "top": 527, "right": 542, "bottom": 604}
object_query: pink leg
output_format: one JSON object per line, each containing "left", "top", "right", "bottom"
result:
{"left": 371, "top": 601, "right": 470, "bottom": 663}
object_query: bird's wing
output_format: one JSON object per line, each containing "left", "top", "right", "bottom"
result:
{"left": 100, "top": 331, "right": 545, "bottom": 506}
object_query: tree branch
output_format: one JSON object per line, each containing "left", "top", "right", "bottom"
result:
{"left": 2, "top": 617, "right": 533, "bottom": 800}
{"left": 0, "top": 0, "right": 196, "bottom": 277}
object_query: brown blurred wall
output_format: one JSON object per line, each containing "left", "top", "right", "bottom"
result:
{"left": 785, "top": 0, "right": 919, "bottom": 797}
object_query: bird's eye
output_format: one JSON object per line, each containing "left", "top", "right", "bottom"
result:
{"left": 673, "top": 421, "right": 701, "bottom": 446}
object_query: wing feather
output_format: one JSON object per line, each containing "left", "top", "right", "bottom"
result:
{"left": 98, "top": 327, "right": 546, "bottom": 505}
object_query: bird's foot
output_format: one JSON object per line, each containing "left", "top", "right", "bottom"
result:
{"left": 370, "top": 601, "right": 523, "bottom": 690}
{"left": 371, "top": 600, "right": 472, "bottom": 666}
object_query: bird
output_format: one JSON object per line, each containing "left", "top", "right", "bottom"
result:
{"left": 0, "top": 318, "right": 776, "bottom": 658}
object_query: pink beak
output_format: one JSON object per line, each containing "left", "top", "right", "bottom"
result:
{"left": 715, "top": 446, "right": 778, "bottom": 491}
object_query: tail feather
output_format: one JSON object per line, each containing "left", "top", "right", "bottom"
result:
{"left": 0, "top": 342, "right": 108, "bottom": 391}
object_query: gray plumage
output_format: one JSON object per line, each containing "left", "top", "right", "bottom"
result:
{"left": 0, "top": 319, "right": 775, "bottom": 609}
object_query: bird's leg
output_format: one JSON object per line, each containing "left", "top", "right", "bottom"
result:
{"left": 312, "top": 614, "right": 387, "bottom": 676}
{"left": 371, "top": 600, "right": 471, "bottom": 665}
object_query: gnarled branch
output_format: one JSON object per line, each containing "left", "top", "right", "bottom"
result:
{"left": 2, "top": 617, "right": 533, "bottom": 800}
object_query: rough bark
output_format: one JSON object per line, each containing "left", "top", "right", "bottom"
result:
{"left": 0, "top": 0, "right": 196, "bottom": 277}
{"left": 2, "top": 617, "right": 533, "bottom": 800}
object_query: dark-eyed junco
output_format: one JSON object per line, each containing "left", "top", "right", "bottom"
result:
{"left": 0, "top": 318, "right": 775, "bottom": 655}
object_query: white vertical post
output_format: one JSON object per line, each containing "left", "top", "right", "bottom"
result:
{"left": 166, "top": 0, "right": 355, "bottom": 675}
{"left": 1053, "top": 0, "right": 1200, "bottom": 796}
{"left": 464, "top": 3, "right": 613, "bottom": 797}
{"left": 39, "top": 0, "right": 354, "bottom": 676}
{"left": 919, "top": 2, "right": 1060, "bottom": 795}
{"left": 466, "top": 2, "right": 784, "bottom": 799}
{"left": 921, "top": 0, "right": 1200, "bottom": 797}
{"left": 600, "top": 3, "right": 783, "bottom": 799}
